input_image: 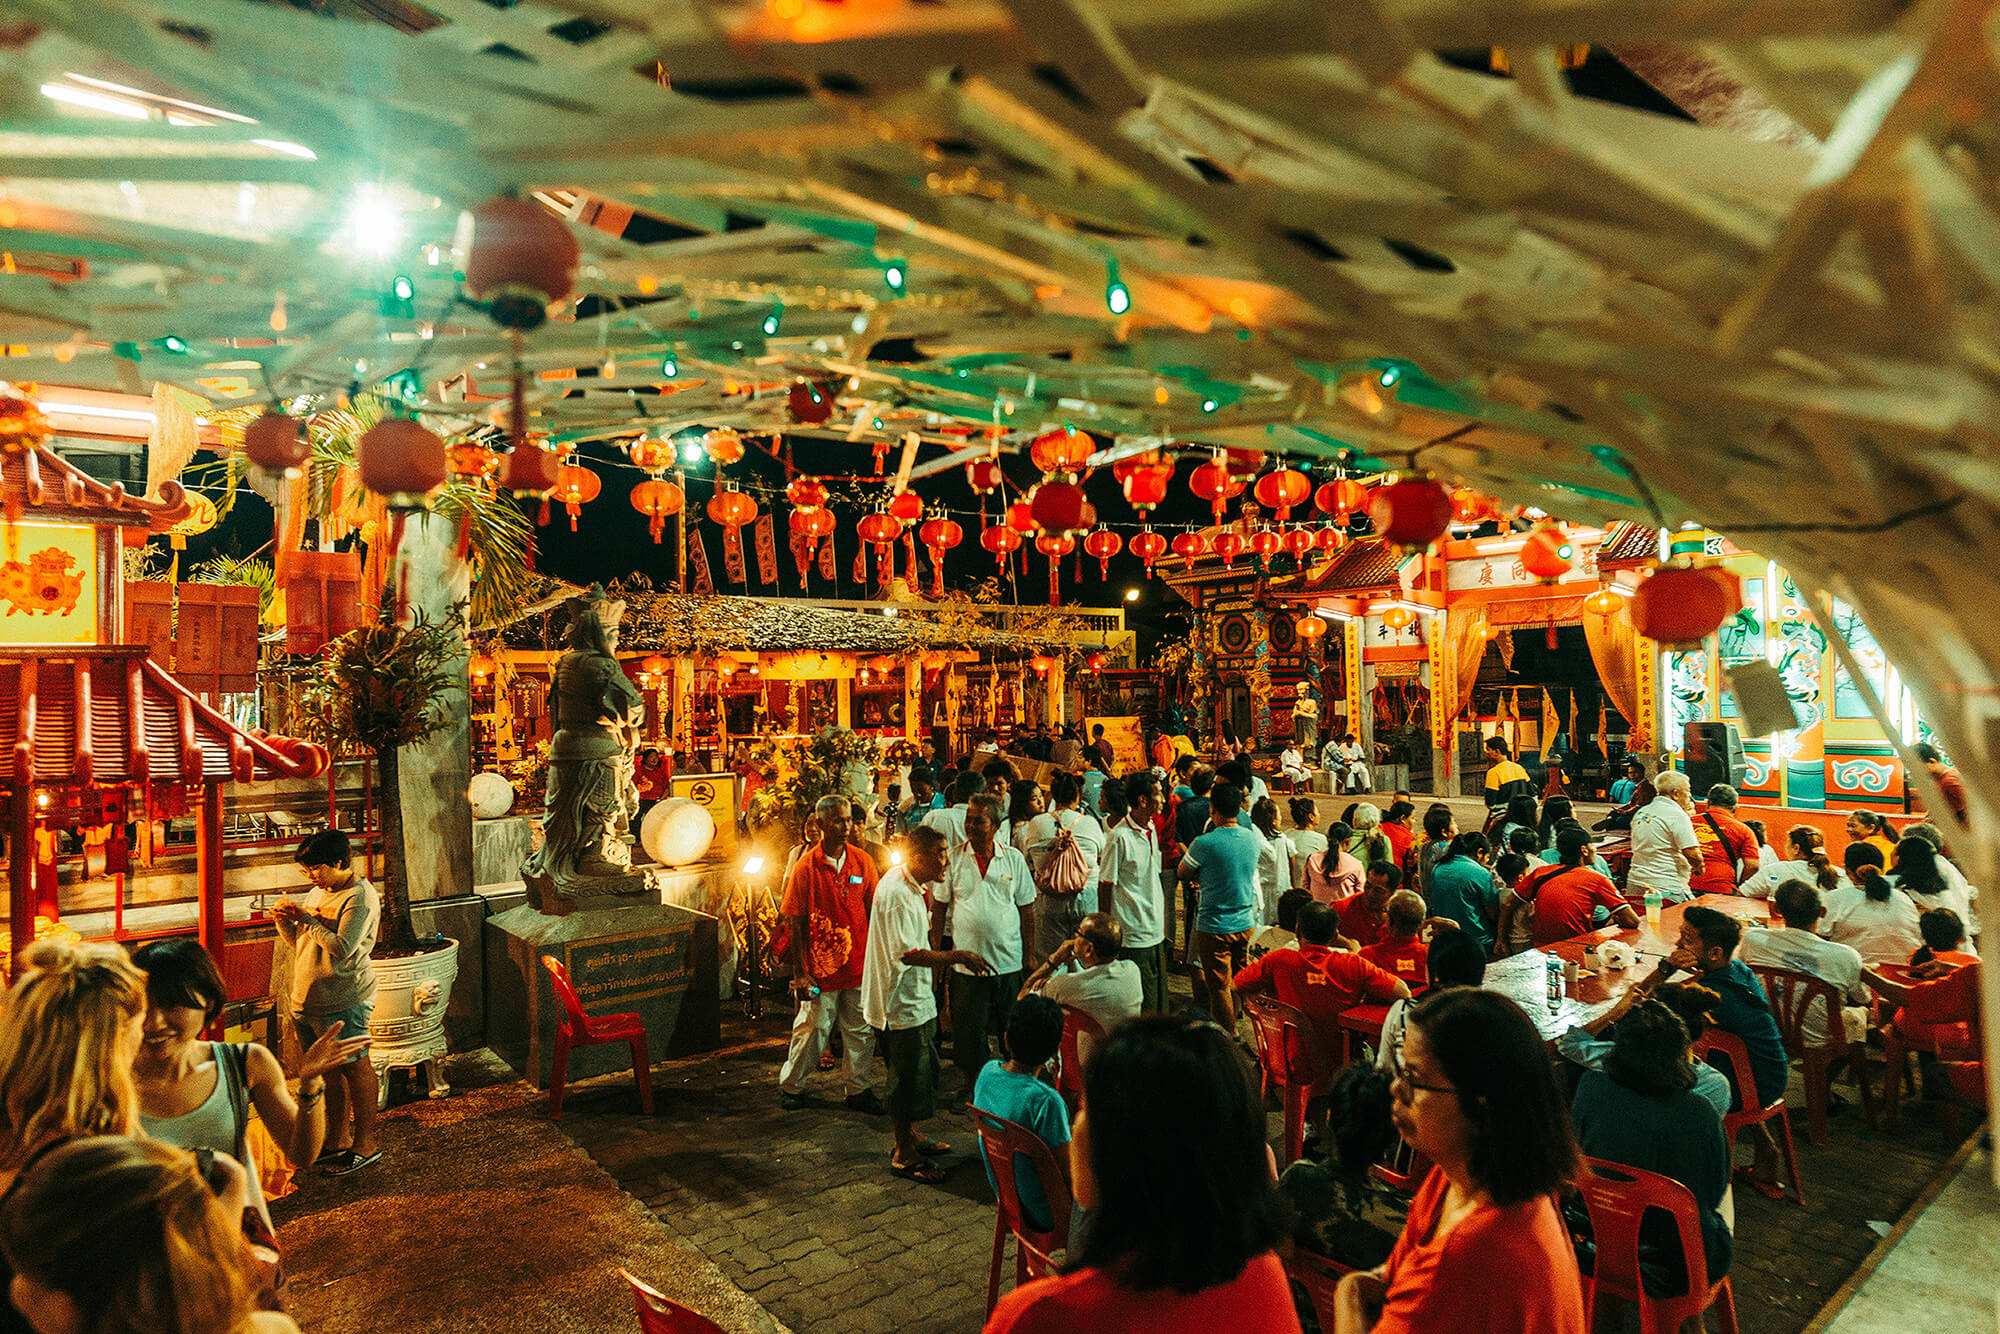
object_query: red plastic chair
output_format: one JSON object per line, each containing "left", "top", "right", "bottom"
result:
{"left": 1694, "top": 1029, "right": 1803, "bottom": 1206}
{"left": 1747, "top": 964, "right": 1874, "bottom": 1145}
{"left": 970, "top": 1107, "right": 1073, "bottom": 1313}
{"left": 1243, "top": 994, "right": 1342, "bottom": 1165}
{"left": 1053, "top": 1004, "right": 1106, "bottom": 1114}
{"left": 541, "top": 955, "right": 654, "bottom": 1121}
{"left": 1572, "top": 1158, "right": 1738, "bottom": 1334}
{"left": 619, "top": 1268, "right": 727, "bottom": 1334}
{"left": 1369, "top": 1135, "right": 1433, "bottom": 1195}
{"left": 1881, "top": 973, "right": 1982, "bottom": 1129}
{"left": 1283, "top": 1247, "right": 1358, "bottom": 1331}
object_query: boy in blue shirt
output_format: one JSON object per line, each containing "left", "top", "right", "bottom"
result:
{"left": 971, "top": 995, "right": 1070, "bottom": 1232}
{"left": 1177, "top": 782, "right": 1264, "bottom": 1027}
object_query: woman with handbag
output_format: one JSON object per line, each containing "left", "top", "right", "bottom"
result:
{"left": 132, "top": 939, "right": 369, "bottom": 1231}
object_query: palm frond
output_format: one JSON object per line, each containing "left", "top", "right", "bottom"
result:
{"left": 430, "top": 483, "right": 536, "bottom": 631}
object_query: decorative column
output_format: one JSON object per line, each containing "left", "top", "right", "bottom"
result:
{"left": 393, "top": 511, "right": 473, "bottom": 906}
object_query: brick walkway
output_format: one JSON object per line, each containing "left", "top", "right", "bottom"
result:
{"left": 550, "top": 966, "right": 1970, "bottom": 1334}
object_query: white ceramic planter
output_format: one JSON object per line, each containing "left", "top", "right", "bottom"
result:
{"left": 368, "top": 938, "right": 459, "bottom": 1108}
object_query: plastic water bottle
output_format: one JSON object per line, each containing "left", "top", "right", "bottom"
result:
{"left": 1644, "top": 889, "right": 1663, "bottom": 928}
{"left": 1546, "top": 954, "right": 1564, "bottom": 1011}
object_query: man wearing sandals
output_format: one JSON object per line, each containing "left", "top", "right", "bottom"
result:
{"left": 861, "top": 826, "right": 991, "bottom": 1181}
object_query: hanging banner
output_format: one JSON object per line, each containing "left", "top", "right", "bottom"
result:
{"left": 688, "top": 527, "right": 715, "bottom": 594}
{"left": 753, "top": 513, "right": 779, "bottom": 586}
{"left": 820, "top": 528, "right": 837, "bottom": 583}
{"left": 723, "top": 522, "right": 746, "bottom": 583}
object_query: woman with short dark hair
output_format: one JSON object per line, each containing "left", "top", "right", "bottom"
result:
{"left": 1335, "top": 989, "right": 1584, "bottom": 1333}
{"left": 983, "top": 1015, "right": 1297, "bottom": 1332}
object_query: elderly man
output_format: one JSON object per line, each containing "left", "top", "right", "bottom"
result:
{"left": 778, "top": 796, "right": 883, "bottom": 1112}
{"left": 1692, "top": 783, "right": 1760, "bottom": 896}
{"left": 933, "top": 793, "right": 1037, "bottom": 1096}
{"left": 1018, "top": 912, "right": 1142, "bottom": 1056}
{"left": 1629, "top": 770, "right": 1704, "bottom": 905}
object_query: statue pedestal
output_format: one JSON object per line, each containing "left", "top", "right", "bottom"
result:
{"left": 484, "top": 899, "right": 721, "bottom": 1089}
{"left": 522, "top": 867, "right": 655, "bottom": 915}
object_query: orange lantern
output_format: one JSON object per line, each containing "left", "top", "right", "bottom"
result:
{"left": 1006, "top": 500, "right": 1037, "bottom": 535}
{"left": 1029, "top": 426, "right": 1093, "bottom": 476}
{"left": 1282, "top": 527, "right": 1316, "bottom": 557}
{"left": 499, "top": 440, "right": 562, "bottom": 498}
{"left": 703, "top": 428, "right": 745, "bottom": 465}
{"left": 789, "top": 379, "right": 835, "bottom": 425}
{"left": 1118, "top": 459, "right": 1173, "bottom": 512}
{"left": 1029, "top": 480, "right": 1091, "bottom": 537}
{"left": 1170, "top": 531, "right": 1206, "bottom": 561}
{"left": 1189, "top": 460, "right": 1246, "bottom": 521}
{"left": 631, "top": 478, "right": 685, "bottom": 543}
{"left": 1584, "top": 587, "right": 1623, "bottom": 617}
{"left": 1314, "top": 525, "right": 1347, "bottom": 552}
{"left": 791, "top": 506, "right": 836, "bottom": 539}
{"left": 628, "top": 437, "right": 677, "bottom": 474}
{"left": 707, "top": 485, "right": 758, "bottom": 528}
{"left": 446, "top": 440, "right": 500, "bottom": 484}
{"left": 1519, "top": 528, "right": 1575, "bottom": 583}
{"left": 1382, "top": 605, "right": 1417, "bottom": 630}
{"left": 787, "top": 476, "right": 829, "bottom": 510}
{"left": 357, "top": 418, "right": 447, "bottom": 508}
{"left": 243, "top": 411, "right": 310, "bottom": 477}
{"left": 465, "top": 195, "right": 579, "bottom": 331}
{"left": 1315, "top": 478, "right": 1368, "bottom": 519}
{"left": 917, "top": 515, "right": 964, "bottom": 595}
{"left": 980, "top": 523, "right": 1022, "bottom": 568}
{"left": 1250, "top": 528, "right": 1283, "bottom": 557}
{"left": 1252, "top": 467, "right": 1311, "bottom": 521}
{"left": 1451, "top": 487, "right": 1496, "bottom": 525}
{"left": 887, "top": 490, "right": 924, "bottom": 526}
{"left": 965, "top": 458, "right": 1003, "bottom": 495}
{"left": 1131, "top": 528, "right": 1167, "bottom": 572}
{"left": 1029, "top": 654, "right": 1056, "bottom": 677}
{"left": 1296, "top": 615, "right": 1327, "bottom": 642}
{"left": 1083, "top": 528, "right": 1122, "bottom": 578}
{"left": 1630, "top": 564, "right": 1741, "bottom": 649}
{"left": 1034, "top": 532, "right": 1075, "bottom": 557}
{"left": 1369, "top": 478, "right": 1452, "bottom": 551}
{"left": 551, "top": 463, "right": 601, "bottom": 530}
{"left": 1213, "top": 531, "right": 1247, "bottom": 564}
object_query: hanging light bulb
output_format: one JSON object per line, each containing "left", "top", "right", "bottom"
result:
{"left": 1105, "top": 259, "right": 1131, "bottom": 315}
{"left": 762, "top": 304, "right": 783, "bottom": 337}
{"left": 884, "top": 259, "right": 907, "bottom": 292}
{"left": 660, "top": 352, "right": 678, "bottom": 378}
{"left": 269, "top": 290, "right": 288, "bottom": 333}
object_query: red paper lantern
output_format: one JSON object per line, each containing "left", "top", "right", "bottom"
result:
{"left": 464, "top": 195, "right": 579, "bottom": 331}
{"left": 788, "top": 379, "right": 835, "bottom": 425}
{"left": 627, "top": 437, "right": 676, "bottom": 474}
{"left": 981, "top": 523, "right": 1022, "bottom": 567}
{"left": 791, "top": 506, "right": 835, "bottom": 538}
{"left": 551, "top": 463, "right": 601, "bottom": 529}
{"left": 1315, "top": 478, "right": 1368, "bottom": 518}
{"left": 1030, "top": 655, "right": 1056, "bottom": 677}
{"left": 1171, "top": 531, "right": 1206, "bottom": 561}
{"left": 1213, "top": 531, "right": 1247, "bottom": 564}
{"left": 357, "top": 418, "right": 447, "bottom": 508}
{"left": 1083, "top": 529, "right": 1122, "bottom": 578}
{"left": 631, "top": 478, "right": 684, "bottom": 542}
{"left": 1369, "top": 478, "right": 1452, "bottom": 551}
{"left": 1120, "top": 464, "right": 1172, "bottom": 512}
{"left": 1252, "top": 468, "right": 1311, "bottom": 521}
{"left": 965, "top": 458, "right": 1003, "bottom": 495}
{"left": 707, "top": 486, "right": 757, "bottom": 528}
{"left": 858, "top": 510, "right": 901, "bottom": 547}
{"left": 1029, "top": 480, "right": 1092, "bottom": 537}
{"left": 1296, "top": 615, "right": 1327, "bottom": 641}
{"left": 1035, "top": 532, "right": 1076, "bottom": 557}
{"left": 703, "top": 428, "right": 745, "bottom": 465}
{"left": 1382, "top": 605, "right": 1417, "bottom": 630}
{"left": 1584, "top": 587, "right": 1623, "bottom": 617}
{"left": 919, "top": 515, "right": 964, "bottom": 595}
{"left": 1029, "top": 426, "right": 1093, "bottom": 476}
{"left": 1282, "top": 527, "right": 1316, "bottom": 557}
{"left": 499, "top": 441, "right": 561, "bottom": 497}
{"left": 1006, "top": 500, "right": 1037, "bottom": 535}
{"left": 446, "top": 441, "right": 499, "bottom": 483}
{"left": 887, "top": 490, "right": 924, "bottom": 526}
{"left": 1519, "top": 528, "right": 1575, "bottom": 583}
{"left": 1314, "top": 525, "right": 1347, "bottom": 552}
{"left": 1631, "top": 564, "right": 1741, "bottom": 649}
{"left": 1451, "top": 488, "right": 1497, "bottom": 526}
{"left": 787, "top": 476, "right": 830, "bottom": 509}
{"left": 1086, "top": 651, "right": 1108, "bottom": 672}
{"left": 1131, "top": 529, "right": 1167, "bottom": 572}
{"left": 1189, "top": 461, "right": 1246, "bottom": 521}
{"left": 1250, "top": 528, "right": 1282, "bottom": 557}
{"left": 243, "top": 411, "right": 309, "bottom": 477}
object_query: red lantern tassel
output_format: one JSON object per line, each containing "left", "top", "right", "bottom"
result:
{"left": 456, "top": 510, "right": 473, "bottom": 561}
{"left": 1048, "top": 555, "right": 1059, "bottom": 607}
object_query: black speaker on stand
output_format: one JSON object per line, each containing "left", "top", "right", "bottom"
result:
{"left": 1682, "top": 721, "right": 1746, "bottom": 793}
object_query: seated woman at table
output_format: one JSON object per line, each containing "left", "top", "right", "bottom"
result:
{"left": 1820, "top": 844, "right": 1923, "bottom": 969}
{"left": 1910, "top": 908, "right": 1978, "bottom": 969}
{"left": 1739, "top": 825, "right": 1847, "bottom": 900}
{"left": 1497, "top": 826, "right": 1639, "bottom": 953}
{"left": 1885, "top": 839, "right": 1977, "bottom": 954}
{"left": 1570, "top": 999, "right": 1733, "bottom": 1297}
{"left": 1557, "top": 981, "right": 1732, "bottom": 1117}
{"left": 1374, "top": 929, "right": 1486, "bottom": 1074}
{"left": 1332, "top": 990, "right": 1585, "bottom": 1334}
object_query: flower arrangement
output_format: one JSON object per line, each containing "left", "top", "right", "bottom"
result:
{"left": 744, "top": 725, "right": 881, "bottom": 842}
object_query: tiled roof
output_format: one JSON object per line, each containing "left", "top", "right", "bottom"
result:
{"left": 0, "top": 649, "right": 328, "bottom": 785}
{"left": 1282, "top": 538, "right": 1408, "bottom": 594}
{"left": 3, "top": 443, "right": 191, "bottom": 531}
{"left": 1594, "top": 521, "right": 1660, "bottom": 569}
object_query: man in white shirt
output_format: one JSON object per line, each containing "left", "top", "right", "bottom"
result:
{"left": 1018, "top": 913, "right": 1142, "bottom": 1062}
{"left": 1022, "top": 771, "right": 1107, "bottom": 963}
{"left": 932, "top": 793, "right": 1037, "bottom": 1096}
{"left": 1279, "top": 744, "right": 1311, "bottom": 790}
{"left": 921, "top": 770, "right": 984, "bottom": 855}
{"left": 862, "top": 826, "right": 991, "bottom": 1180}
{"left": 1735, "top": 878, "right": 1868, "bottom": 1048}
{"left": 1628, "top": 770, "right": 1702, "bottom": 903}
{"left": 1098, "top": 772, "right": 1167, "bottom": 1012}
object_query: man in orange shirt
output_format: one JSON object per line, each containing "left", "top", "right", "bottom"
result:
{"left": 1360, "top": 891, "right": 1431, "bottom": 993}
{"left": 778, "top": 795, "right": 883, "bottom": 1113}
{"left": 1691, "top": 784, "right": 1759, "bottom": 896}
{"left": 1233, "top": 902, "right": 1409, "bottom": 1058}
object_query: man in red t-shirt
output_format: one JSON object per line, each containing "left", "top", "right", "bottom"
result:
{"left": 1334, "top": 863, "right": 1400, "bottom": 949}
{"left": 778, "top": 795, "right": 883, "bottom": 1112}
{"left": 1690, "top": 785, "right": 1759, "bottom": 895}
{"left": 1234, "top": 902, "right": 1408, "bottom": 1056}
{"left": 1360, "top": 890, "right": 1431, "bottom": 993}
{"left": 1499, "top": 827, "right": 1638, "bottom": 948}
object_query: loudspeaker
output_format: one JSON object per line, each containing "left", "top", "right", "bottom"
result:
{"left": 1682, "top": 721, "right": 1745, "bottom": 793}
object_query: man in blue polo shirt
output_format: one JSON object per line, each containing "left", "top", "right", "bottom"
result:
{"left": 1638, "top": 904, "right": 1792, "bottom": 1199}
{"left": 1176, "top": 782, "right": 1263, "bottom": 1027}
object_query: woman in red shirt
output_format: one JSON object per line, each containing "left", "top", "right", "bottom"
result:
{"left": 984, "top": 1015, "right": 1300, "bottom": 1334}
{"left": 1334, "top": 989, "right": 1585, "bottom": 1334}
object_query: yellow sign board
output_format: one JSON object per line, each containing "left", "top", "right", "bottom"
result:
{"left": 1085, "top": 715, "right": 1147, "bottom": 772}
{"left": 670, "top": 772, "right": 737, "bottom": 857}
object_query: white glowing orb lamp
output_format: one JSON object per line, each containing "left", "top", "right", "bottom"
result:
{"left": 642, "top": 797, "right": 716, "bottom": 868}
{"left": 467, "top": 772, "right": 515, "bottom": 820}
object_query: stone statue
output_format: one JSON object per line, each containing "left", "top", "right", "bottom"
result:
{"left": 523, "top": 586, "right": 648, "bottom": 908}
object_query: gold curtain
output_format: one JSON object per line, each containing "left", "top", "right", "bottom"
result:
{"left": 1585, "top": 606, "right": 1643, "bottom": 734}
{"left": 1445, "top": 605, "right": 1489, "bottom": 725}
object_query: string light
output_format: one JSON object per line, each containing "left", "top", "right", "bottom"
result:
{"left": 762, "top": 304, "right": 783, "bottom": 336}
{"left": 883, "top": 259, "right": 907, "bottom": 292}
{"left": 660, "top": 353, "right": 678, "bottom": 378}
{"left": 1104, "top": 259, "right": 1131, "bottom": 316}
{"left": 269, "top": 291, "right": 287, "bottom": 333}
